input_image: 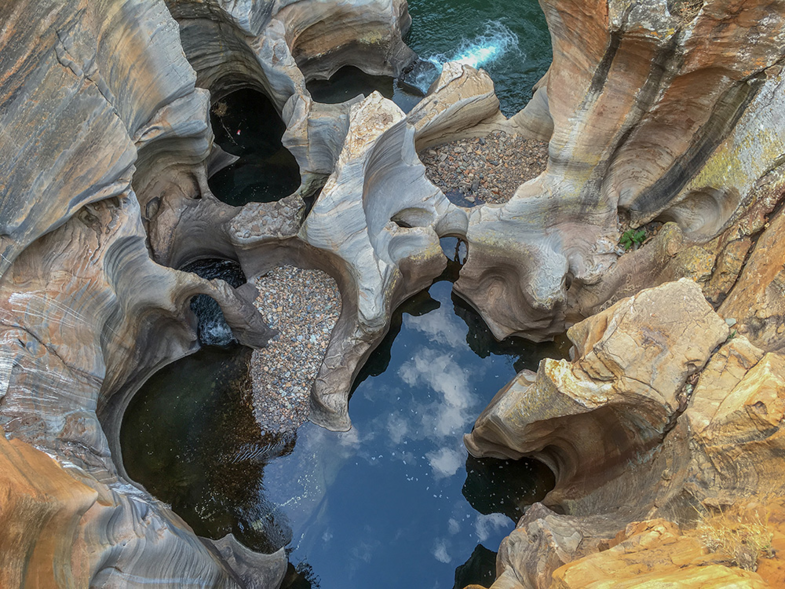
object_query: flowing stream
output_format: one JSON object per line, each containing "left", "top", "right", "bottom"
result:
{"left": 308, "top": 0, "right": 551, "bottom": 116}
{"left": 406, "top": 0, "right": 551, "bottom": 115}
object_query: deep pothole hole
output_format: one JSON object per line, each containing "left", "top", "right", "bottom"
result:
{"left": 208, "top": 88, "right": 301, "bottom": 206}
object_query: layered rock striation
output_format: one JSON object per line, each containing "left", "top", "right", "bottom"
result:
{"left": 0, "top": 0, "right": 417, "bottom": 584}
{"left": 3, "top": 0, "right": 785, "bottom": 586}
{"left": 466, "top": 280, "right": 785, "bottom": 587}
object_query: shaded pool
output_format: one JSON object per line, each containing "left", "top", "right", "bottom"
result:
{"left": 306, "top": 66, "right": 422, "bottom": 113}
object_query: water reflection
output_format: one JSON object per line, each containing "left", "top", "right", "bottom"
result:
{"left": 121, "top": 346, "right": 295, "bottom": 552}
{"left": 453, "top": 545, "right": 497, "bottom": 589}
{"left": 463, "top": 454, "right": 555, "bottom": 521}
{"left": 208, "top": 89, "right": 301, "bottom": 206}
{"left": 122, "top": 240, "right": 565, "bottom": 587}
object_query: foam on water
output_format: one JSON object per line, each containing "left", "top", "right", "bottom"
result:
{"left": 424, "top": 20, "right": 522, "bottom": 71}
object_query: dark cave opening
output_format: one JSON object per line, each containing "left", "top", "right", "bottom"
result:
{"left": 208, "top": 89, "right": 301, "bottom": 206}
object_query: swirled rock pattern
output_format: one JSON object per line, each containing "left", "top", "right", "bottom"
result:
{"left": 467, "top": 278, "right": 785, "bottom": 587}
{"left": 0, "top": 0, "right": 443, "bottom": 583}
{"left": 4, "top": 0, "right": 785, "bottom": 586}
{"left": 453, "top": 0, "right": 785, "bottom": 342}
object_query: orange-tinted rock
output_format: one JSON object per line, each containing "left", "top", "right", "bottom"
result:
{"left": 551, "top": 520, "right": 768, "bottom": 589}
{"left": 465, "top": 279, "right": 727, "bottom": 506}
{"left": 721, "top": 206, "right": 785, "bottom": 351}
{"left": 0, "top": 436, "right": 95, "bottom": 588}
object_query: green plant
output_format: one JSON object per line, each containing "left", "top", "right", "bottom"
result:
{"left": 619, "top": 228, "right": 646, "bottom": 251}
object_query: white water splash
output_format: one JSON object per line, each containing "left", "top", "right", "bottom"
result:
{"left": 425, "top": 21, "right": 521, "bottom": 71}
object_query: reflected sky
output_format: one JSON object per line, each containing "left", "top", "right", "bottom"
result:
{"left": 262, "top": 277, "right": 559, "bottom": 588}
{"left": 123, "top": 251, "right": 561, "bottom": 588}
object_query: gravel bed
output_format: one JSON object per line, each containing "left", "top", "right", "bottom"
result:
{"left": 419, "top": 131, "right": 549, "bottom": 205}
{"left": 251, "top": 266, "right": 341, "bottom": 434}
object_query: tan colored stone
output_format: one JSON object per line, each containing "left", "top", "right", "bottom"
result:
{"left": 551, "top": 520, "right": 767, "bottom": 589}
{"left": 466, "top": 280, "right": 727, "bottom": 506}
{"left": 686, "top": 352, "right": 785, "bottom": 501}
{"left": 704, "top": 238, "right": 753, "bottom": 305}
{"left": 0, "top": 436, "right": 95, "bottom": 588}
{"left": 408, "top": 62, "right": 507, "bottom": 151}
{"left": 721, "top": 206, "right": 785, "bottom": 352}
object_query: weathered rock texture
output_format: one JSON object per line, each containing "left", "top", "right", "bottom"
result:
{"left": 467, "top": 279, "right": 785, "bottom": 587}
{"left": 4, "top": 0, "right": 785, "bottom": 585}
{"left": 0, "top": 0, "right": 418, "bottom": 584}
{"left": 453, "top": 0, "right": 785, "bottom": 343}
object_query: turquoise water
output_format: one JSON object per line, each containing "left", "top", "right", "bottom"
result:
{"left": 406, "top": 0, "right": 551, "bottom": 115}
{"left": 304, "top": 1, "right": 551, "bottom": 116}
{"left": 211, "top": 1, "right": 551, "bottom": 207}
{"left": 122, "top": 244, "right": 564, "bottom": 588}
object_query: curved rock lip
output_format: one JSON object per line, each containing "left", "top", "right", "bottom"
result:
{"left": 4, "top": 0, "right": 785, "bottom": 585}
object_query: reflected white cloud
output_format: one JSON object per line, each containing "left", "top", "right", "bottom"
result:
{"left": 432, "top": 539, "right": 451, "bottom": 564}
{"left": 387, "top": 414, "right": 409, "bottom": 445}
{"left": 398, "top": 349, "right": 475, "bottom": 437}
{"left": 427, "top": 447, "right": 465, "bottom": 479}
{"left": 475, "top": 513, "right": 510, "bottom": 542}
{"left": 339, "top": 427, "right": 361, "bottom": 448}
{"left": 448, "top": 518, "right": 461, "bottom": 535}
{"left": 405, "top": 307, "right": 466, "bottom": 348}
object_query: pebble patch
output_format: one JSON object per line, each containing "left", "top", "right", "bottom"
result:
{"left": 251, "top": 266, "right": 341, "bottom": 434}
{"left": 419, "top": 131, "right": 549, "bottom": 205}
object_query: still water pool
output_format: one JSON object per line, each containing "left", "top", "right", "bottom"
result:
{"left": 122, "top": 248, "right": 564, "bottom": 588}
{"left": 127, "top": 3, "right": 556, "bottom": 585}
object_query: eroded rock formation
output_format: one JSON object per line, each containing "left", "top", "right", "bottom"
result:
{"left": 466, "top": 279, "right": 785, "bottom": 587}
{"left": 0, "top": 0, "right": 418, "bottom": 584}
{"left": 455, "top": 0, "right": 785, "bottom": 342}
{"left": 3, "top": 0, "right": 785, "bottom": 586}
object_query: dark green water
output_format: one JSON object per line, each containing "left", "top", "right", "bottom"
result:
{"left": 122, "top": 242, "right": 564, "bottom": 588}
{"left": 307, "top": 66, "right": 423, "bottom": 113}
{"left": 406, "top": 0, "right": 551, "bottom": 116}
{"left": 306, "top": 0, "right": 551, "bottom": 116}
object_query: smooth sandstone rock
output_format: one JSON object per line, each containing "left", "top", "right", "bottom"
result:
{"left": 465, "top": 279, "right": 728, "bottom": 506}
{"left": 452, "top": 0, "right": 785, "bottom": 342}
{"left": 470, "top": 279, "right": 785, "bottom": 588}
{"left": 720, "top": 203, "right": 785, "bottom": 352}
{"left": 4, "top": 0, "right": 785, "bottom": 586}
{"left": 551, "top": 520, "right": 768, "bottom": 589}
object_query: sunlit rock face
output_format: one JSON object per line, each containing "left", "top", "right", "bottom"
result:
{"left": 3, "top": 0, "right": 785, "bottom": 585}
{"left": 142, "top": 0, "right": 419, "bottom": 271}
{"left": 454, "top": 0, "right": 785, "bottom": 342}
{"left": 0, "top": 0, "right": 278, "bottom": 585}
{"left": 0, "top": 0, "right": 434, "bottom": 583}
{"left": 467, "top": 280, "right": 785, "bottom": 588}
{"left": 465, "top": 279, "right": 729, "bottom": 510}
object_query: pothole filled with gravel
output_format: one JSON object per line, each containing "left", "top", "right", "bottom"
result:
{"left": 419, "top": 130, "right": 549, "bottom": 206}
{"left": 251, "top": 266, "right": 341, "bottom": 435}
